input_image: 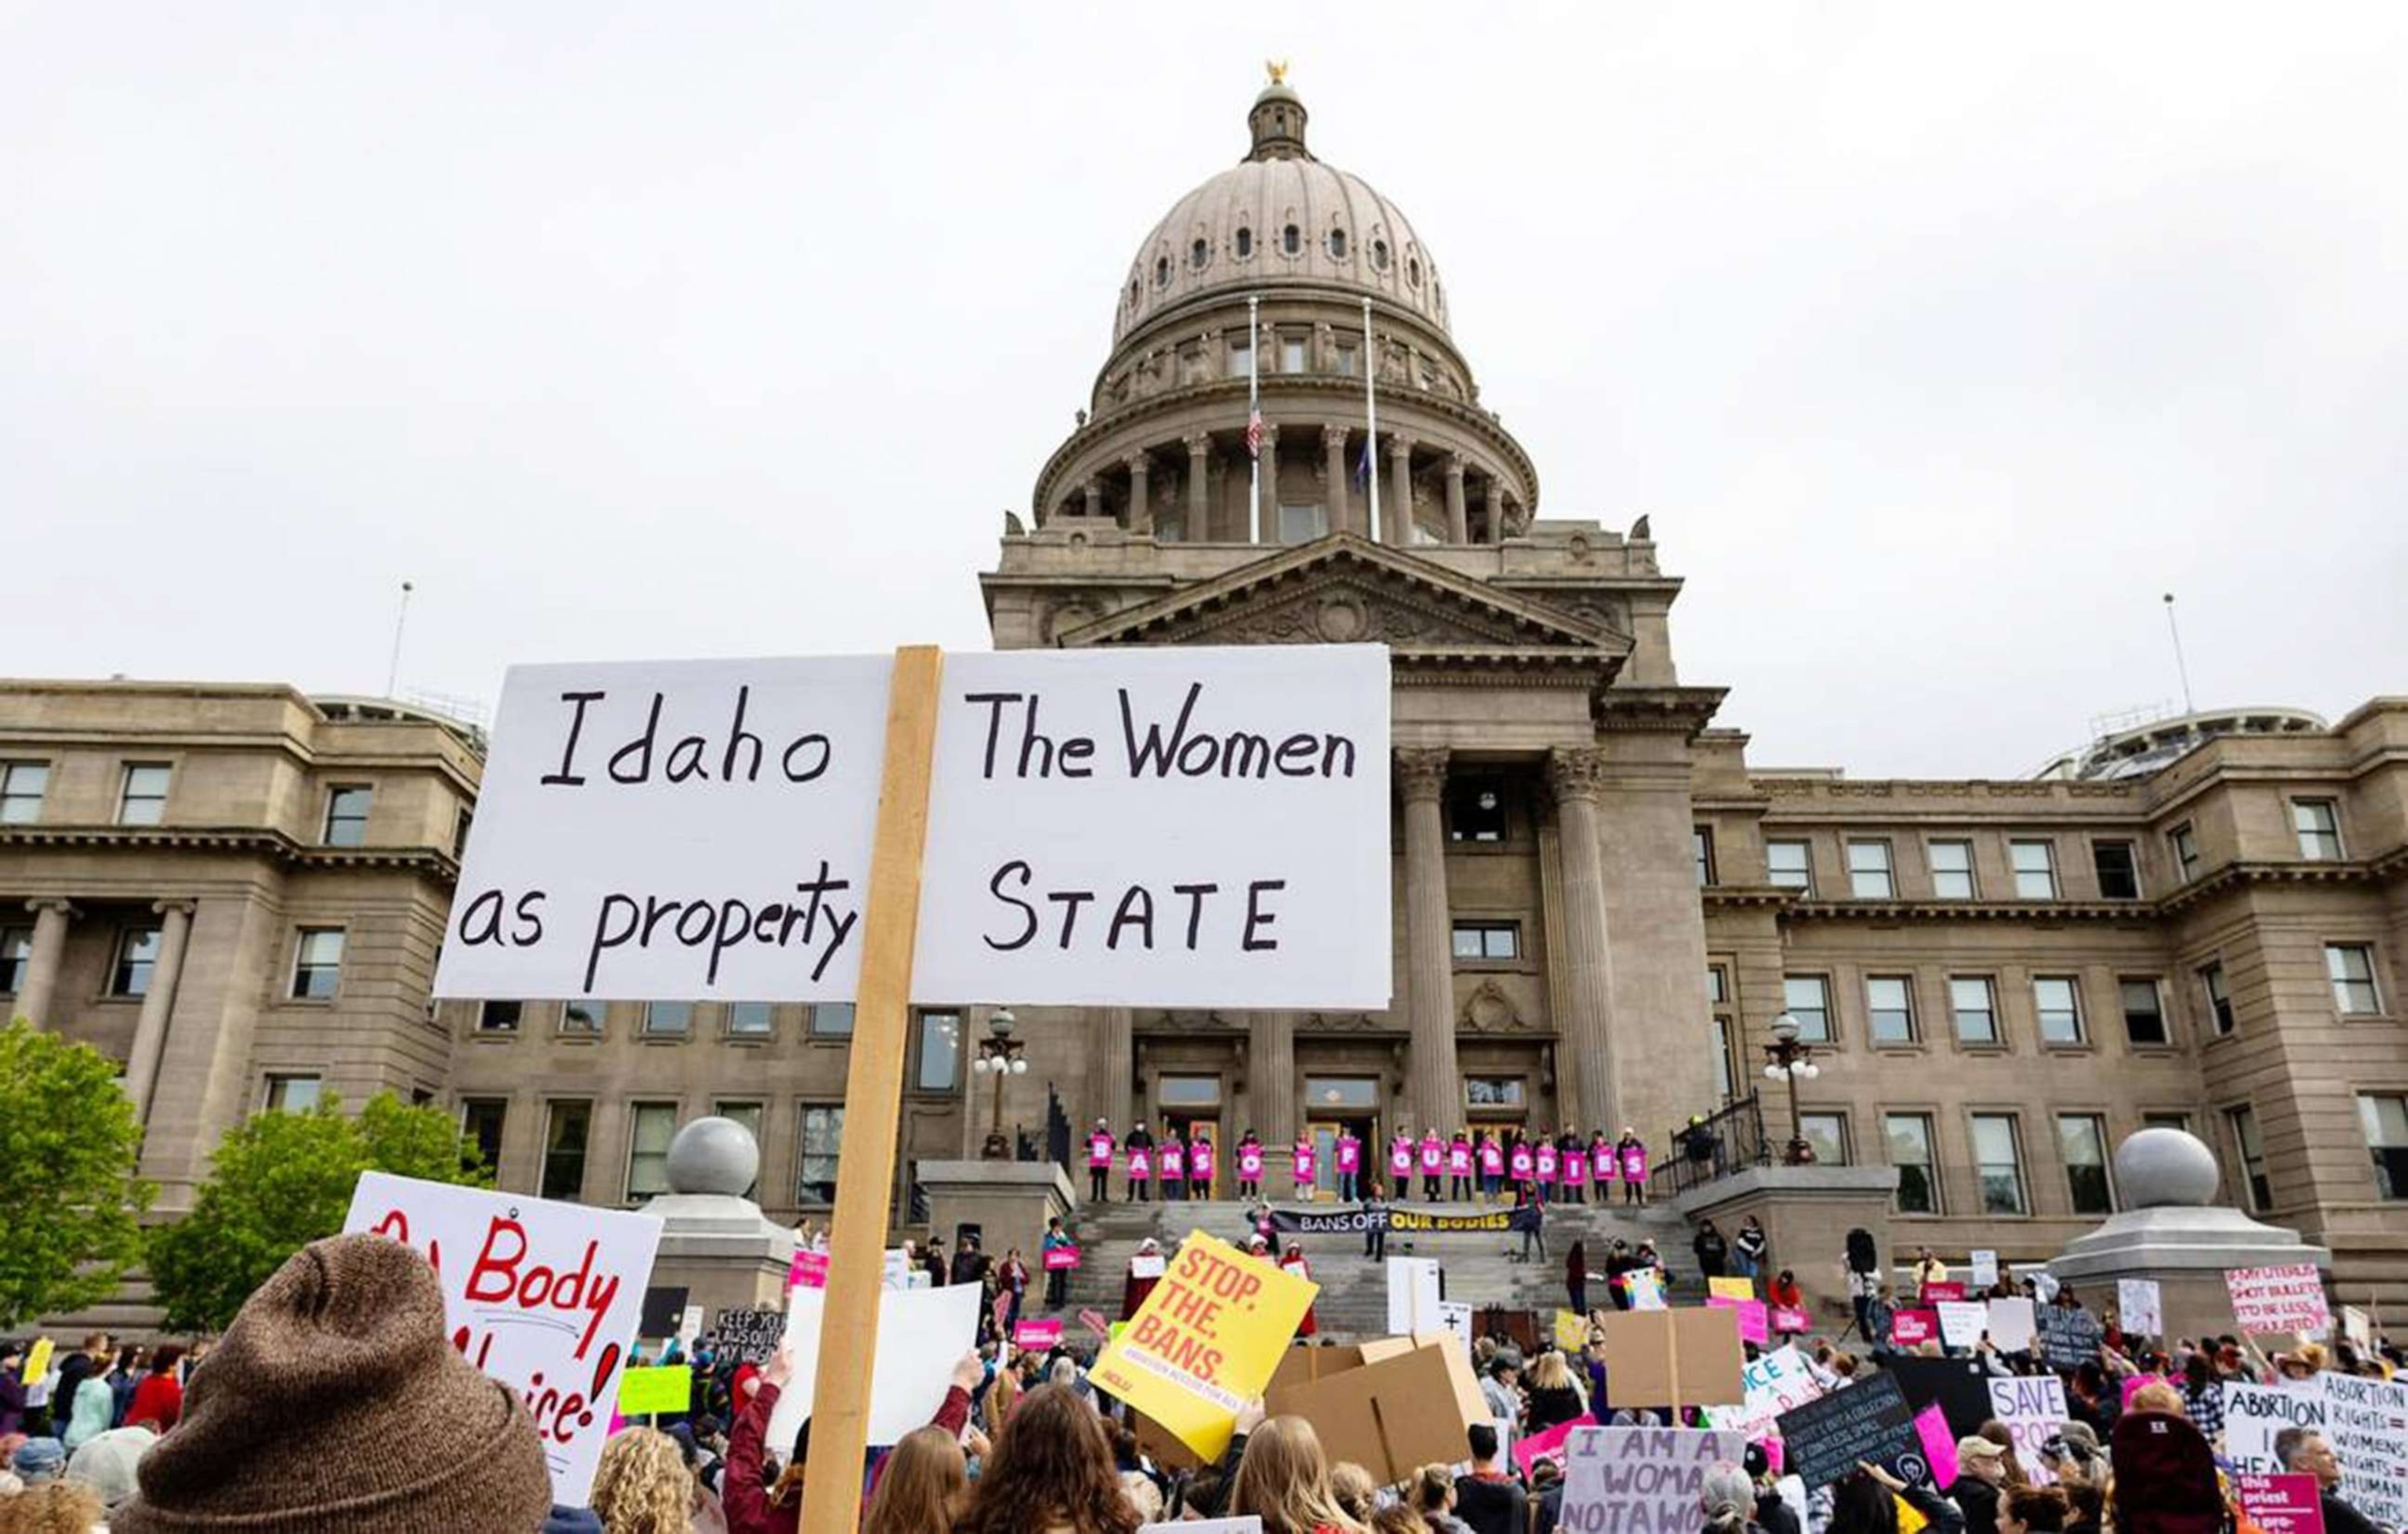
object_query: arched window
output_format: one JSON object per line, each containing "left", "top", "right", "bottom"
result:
{"left": 1327, "top": 227, "right": 1348, "bottom": 259}
{"left": 1235, "top": 226, "right": 1253, "bottom": 258}
{"left": 1155, "top": 256, "right": 1170, "bottom": 288}
{"left": 1407, "top": 257, "right": 1422, "bottom": 288}
{"left": 1282, "top": 223, "right": 1302, "bottom": 256}
{"left": 1190, "top": 238, "right": 1209, "bottom": 270}
{"left": 1128, "top": 279, "right": 1139, "bottom": 306}
{"left": 1372, "top": 238, "right": 1390, "bottom": 270}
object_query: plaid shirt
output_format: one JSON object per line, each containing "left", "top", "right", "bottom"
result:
{"left": 2184, "top": 1379, "right": 2225, "bottom": 1438}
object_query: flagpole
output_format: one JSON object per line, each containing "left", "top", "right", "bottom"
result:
{"left": 1363, "top": 296, "right": 1380, "bottom": 543}
{"left": 1248, "top": 294, "right": 1262, "bottom": 546}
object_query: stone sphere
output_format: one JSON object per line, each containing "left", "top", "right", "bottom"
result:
{"left": 2114, "top": 1126, "right": 2221, "bottom": 1209}
{"left": 663, "top": 1115, "right": 760, "bottom": 1198}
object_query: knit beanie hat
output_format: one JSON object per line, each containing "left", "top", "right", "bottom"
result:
{"left": 10, "top": 1435, "right": 66, "bottom": 1484}
{"left": 116, "top": 1232, "right": 553, "bottom": 1532}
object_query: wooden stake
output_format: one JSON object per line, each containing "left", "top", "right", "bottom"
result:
{"left": 799, "top": 645, "right": 944, "bottom": 1534}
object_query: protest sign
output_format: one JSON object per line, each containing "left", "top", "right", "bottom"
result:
{"left": 1707, "top": 1296, "right": 1770, "bottom": 1346}
{"left": 2227, "top": 1264, "right": 2330, "bottom": 1337}
{"left": 766, "top": 1282, "right": 981, "bottom": 1451}
{"left": 616, "top": 1365, "right": 691, "bottom": 1416}
{"left": 2315, "top": 1372, "right": 2408, "bottom": 1530}
{"left": 435, "top": 647, "right": 1391, "bottom": 1010}
{"left": 2037, "top": 1305, "right": 2102, "bottom": 1370}
{"left": 20, "top": 1338, "right": 52, "bottom": 1386}
{"left": 1891, "top": 1308, "right": 1939, "bottom": 1347}
{"left": 1389, "top": 1256, "right": 1444, "bottom": 1336}
{"left": 2236, "top": 1474, "right": 2325, "bottom": 1534}
{"left": 705, "top": 1307, "right": 785, "bottom": 1365}
{"left": 1043, "top": 1245, "right": 1081, "bottom": 1271}
{"left": 1937, "top": 1302, "right": 1988, "bottom": 1350}
{"left": 1130, "top": 1252, "right": 1167, "bottom": 1281}
{"left": 1987, "top": 1297, "right": 2036, "bottom": 1354}
{"left": 2343, "top": 1305, "right": 2372, "bottom": 1348}
{"left": 1599, "top": 1308, "right": 1745, "bottom": 1413}
{"left": 1709, "top": 1277, "right": 1756, "bottom": 1302}
{"left": 1078, "top": 1307, "right": 1114, "bottom": 1343}
{"left": 1439, "top": 1301, "right": 1475, "bottom": 1351}
{"left": 2224, "top": 1383, "right": 2326, "bottom": 1474}
{"left": 1623, "top": 1268, "right": 1667, "bottom": 1311}
{"left": 1515, "top": 1415, "right": 1598, "bottom": 1479}
{"left": 1014, "top": 1318, "right": 1063, "bottom": 1350}
{"left": 1090, "top": 1230, "right": 1317, "bottom": 1460}
{"left": 1773, "top": 1304, "right": 1811, "bottom": 1335}
{"left": 1970, "top": 1250, "right": 1998, "bottom": 1289}
{"left": 2015, "top": 1264, "right": 2060, "bottom": 1304}
{"left": 1557, "top": 1427, "right": 1750, "bottom": 1534}
{"left": 789, "top": 1251, "right": 827, "bottom": 1289}
{"left": 1889, "top": 1356, "right": 1996, "bottom": 1438}
{"left": 2118, "top": 1278, "right": 2163, "bottom": 1336}
{"left": 883, "top": 1249, "right": 912, "bottom": 1290}
{"left": 1986, "top": 1374, "right": 2069, "bottom": 1484}
{"left": 678, "top": 1304, "right": 704, "bottom": 1345}
{"left": 1705, "top": 1344, "right": 1825, "bottom": 1442}
{"left": 1267, "top": 1335, "right": 1484, "bottom": 1485}
{"left": 639, "top": 1286, "right": 688, "bottom": 1339}
{"left": 1775, "top": 1372, "right": 1924, "bottom": 1489}
{"left": 1920, "top": 1281, "right": 1967, "bottom": 1304}
{"left": 346, "top": 1172, "right": 662, "bottom": 1505}
{"left": 1557, "top": 1309, "right": 1593, "bottom": 1352}
{"left": 1914, "top": 1404, "right": 1959, "bottom": 1492}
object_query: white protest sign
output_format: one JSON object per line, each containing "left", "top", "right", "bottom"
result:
{"left": 2313, "top": 1372, "right": 2408, "bottom": 1530}
{"left": 2012, "top": 1264, "right": 2059, "bottom": 1304}
{"left": 1987, "top": 1297, "right": 2037, "bottom": 1354}
{"left": 2118, "top": 1278, "right": 2163, "bottom": 1336}
{"left": 1439, "top": 1301, "right": 1476, "bottom": 1351}
{"left": 2343, "top": 1305, "right": 2372, "bottom": 1348}
{"left": 1986, "top": 1374, "right": 2069, "bottom": 1485}
{"left": 2227, "top": 1264, "right": 2331, "bottom": 1337}
{"left": 883, "top": 1249, "right": 912, "bottom": 1290}
{"left": 766, "top": 1281, "right": 981, "bottom": 1451}
{"left": 1707, "top": 1344, "right": 1826, "bottom": 1442}
{"left": 1937, "top": 1302, "right": 1989, "bottom": 1350}
{"left": 1387, "top": 1256, "right": 1444, "bottom": 1336}
{"left": 436, "top": 647, "right": 1392, "bottom": 1010}
{"left": 1626, "top": 1269, "right": 1667, "bottom": 1311}
{"left": 2224, "top": 1383, "right": 2326, "bottom": 1474}
{"left": 1970, "top": 1250, "right": 1998, "bottom": 1289}
{"left": 344, "top": 1172, "right": 662, "bottom": 1506}
{"left": 1559, "top": 1425, "right": 1750, "bottom": 1532}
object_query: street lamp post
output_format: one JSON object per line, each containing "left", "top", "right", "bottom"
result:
{"left": 970, "top": 1006, "right": 1028, "bottom": 1159}
{"left": 1762, "top": 1012, "right": 1822, "bottom": 1166}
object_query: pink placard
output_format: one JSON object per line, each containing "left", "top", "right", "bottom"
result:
{"left": 1449, "top": 1145, "right": 1472, "bottom": 1173}
{"left": 1043, "top": 1245, "right": 1082, "bottom": 1271}
{"left": 1620, "top": 1148, "right": 1648, "bottom": 1182}
{"left": 1891, "top": 1308, "right": 1940, "bottom": 1347}
{"left": 1922, "top": 1281, "right": 1967, "bottom": 1303}
{"left": 2236, "top": 1474, "right": 2326, "bottom": 1534}
{"left": 1480, "top": 1144, "right": 1504, "bottom": 1175}
{"left": 1087, "top": 1133, "right": 1112, "bottom": 1167}
{"left": 1709, "top": 1295, "right": 1772, "bottom": 1345}
{"left": 1390, "top": 1142, "right": 1413, "bottom": 1174}
{"left": 1760, "top": 1436, "right": 1783, "bottom": 1476}
{"left": 1914, "top": 1403, "right": 1959, "bottom": 1489}
{"left": 1292, "top": 1148, "right": 1315, "bottom": 1181}
{"left": 789, "top": 1251, "right": 829, "bottom": 1289}
{"left": 1512, "top": 1413, "right": 1597, "bottom": 1478}
{"left": 1238, "top": 1147, "right": 1264, "bottom": 1178}
{"left": 1077, "top": 1307, "right": 1112, "bottom": 1341}
{"left": 2119, "top": 1372, "right": 2168, "bottom": 1411}
{"left": 1336, "top": 1140, "right": 1362, "bottom": 1173}
{"left": 1013, "top": 1318, "right": 1063, "bottom": 1350}
{"left": 1773, "top": 1305, "right": 1811, "bottom": 1334}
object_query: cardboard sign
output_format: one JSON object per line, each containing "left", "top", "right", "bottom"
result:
{"left": 1775, "top": 1371, "right": 1923, "bottom": 1490}
{"left": 1014, "top": 1318, "right": 1063, "bottom": 1350}
{"left": 1937, "top": 1302, "right": 1989, "bottom": 1349}
{"left": 1706, "top": 1344, "right": 1826, "bottom": 1442}
{"left": 1914, "top": 1404, "right": 1960, "bottom": 1491}
{"left": 2118, "top": 1278, "right": 2163, "bottom": 1336}
{"left": 617, "top": 1365, "right": 691, "bottom": 1416}
{"left": 435, "top": 647, "right": 1393, "bottom": 1009}
{"left": 2037, "top": 1305, "right": 2102, "bottom": 1369}
{"left": 1773, "top": 1304, "right": 1811, "bottom": 1335}
{"left": 1891, "top": 1308, "right": 1939, "bottom": 1347}
{"left": 1514, "top": 1414, "right": 1597, "bottom": 1478}
{"left": 1266, "top": 1334, "right": 1485, "bottom": 1485}
{"left": 1599, "top": 1307, "right": 1746, "bottom": 1412}
{"left": 345, "top": 1172, "right": 663, "bottom": 1505}
{"left": 1707, "top": 1296, "right": 1770, "bottom": 1346}
{"left": 1986, "top": 1373, "right": 2069, "bottom": 1484}
{"left": 1970, "top": 1250, "right": 1998, "bottom": 1288}
{"left": 1388, "top": 1256, "right": 1444, "bottom": 1336}
{"left": 2228, "top": 1264, "right": 2331, "bottom": 1336}
{"left": 2236, "top": 1474, "right": 2326, "bottom": 1534}
{"left": 1709, "top": 1276, "right": 1756, "bottom": 1302}
{"left": 1043, "top": 1245, "right": 1082, "bottom": 1271}
{"left": 640, "top": 1285, "right": 689, "bottom": 1339}
{"left": 789, "top": 1251, "right": 828, "bottom": 1290}
{"left": 1090, "top": 1231, "right": 1318, "bottom": 1460}
{"left": 1889, "top": 1356, "right": 1997, "bottom": 1438}
{"left": 705, "top": 1307, "right": 786, "bottom": 1365}
{"left": 766, "top": 1281, "right": 981, "bottom": 1451}
{"left": 1558, "top": 1427, "right": 1750, "bottom": 1531}
{"left": 1987, "top": 1297, "right": 2037, "bottom": 1354}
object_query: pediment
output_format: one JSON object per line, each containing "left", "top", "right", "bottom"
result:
{"left": 1055, "top": 535, "right": 1633, "bottom": 662}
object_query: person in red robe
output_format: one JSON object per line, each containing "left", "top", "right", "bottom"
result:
{"left": 1121, "top": 1236, "right": 1166, "bottom": 1320}
{"left": 1280, "top": 1241, "right": 1318, "bottom": 1337}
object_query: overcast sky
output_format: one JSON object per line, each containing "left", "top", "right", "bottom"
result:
{"left": 5, "top": 4, "right": 2402, "bottom": 777}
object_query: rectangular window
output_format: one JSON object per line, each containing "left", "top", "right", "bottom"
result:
{"left": 461, "top": 1097, "right": 507, "bottom": 1175}
{"left": 2201, "top": 962, "right": 2235, "bottom": 1035}
{"left": 727, "top": 1002, "right": 774, "bottom": 1037}
{"left": 1281, "top": 337, "right": 1307, "bottom": 373}
{"left": 2091, "top": 840, "right": 2141, "bottom": 900}
{"left": 542, "top": 1101, "right": 592, "bottom": 1202}
{"left": 1927, "top": 840, "right": 1976, "bottom": 899}
{"left": 289, "top": 929, "right": 345, "bottom": 999}
{"left": 2359, "top": 1093, "right": 2408, "bottom": 1202}
{"left": 1694, "top": 828, "right": 1717, "bottom": 887}
{"left": 2010, "top": 840, "right": 2058, "bottom": 899}
{"left": 1450, "top": 922, "right": 1520, "bottom": 961}
{"left": 1766, "top": 840, "right": 1813, "bottom": 893}
{"left": 1782, "top": 975, "right": 1832, "bottom": 1042}
{"left": 560, "top": 999, "right": 607, "bottom": 1034}
{"left": 1951, "top": 976, "right": 1999, "bottom": 1043}
{"left": 322, "top": 785, "right": 372, "bottom": 847}
{"left": 1307, "top": 1075, "right": 1380, "bottom": 1111}
{"left": 2293, "top": 800, "right": 2344, "bottom": 861}
{"left": 1228, "top": 338, "right": 1251, "bottom": 378}
{"left": 2169, "top": 822, "right": 2200, "bottom": 883}
{"left": 1866, "top": 976, "right": 1917, "bottom": 1045}
{"left": 810, "top": 1003, "right": 854, "bottom": 1037}
{"left": 2326, "top": 944, "right": 2381, "bottom": 1015}
{"left": 2034, "top": 977, "right": 2084, "bottom": 1045}
{"left": 1712, "top": 1017, "right": 1738, "bottom": 1103}
{"left": 1464, "top": 1077, "right": 1527, "bottom": 1110}
{"left": 1848, "top": 840, "right": 1895, "bottom": 899}
{"left": 626, "top": 1103, "right": 679, "bottom": 1200}
{"left": 264, "top": 1074, "right": 322, "bottom": 1113}
{"left": 452, "top": 806, "right": 474, "bottom": 858}
{"left": 0, "top": 927, "right": 30, "bottom": 994}
{"left": 2058, "top": 1113, "right": 2113, "bottom": 1214}
{"left": 797, "top": 1104, "right": 843, "bottom": 1203}
{"left": 118, "top": 763, "right": 172, "bottom": 825}
{"left": 2141, "top": 1112, "right": 2192, "bottom": 1135}
{"left": 1159, "top": 1074, "right": 1222, "bottom": 1108}
{"left": 1799, "top": 1112, "right": 1850, "bottom": 1166}
{"left": 916, "top": 1011, "right": 963, "bottom": 1092}
{"left": 1333, "top": 342, "right": 1357, "bottom": 376}
{"left": 2121, "top": 978, "right": 2168, "bottom": 1045}
{"left": 1886, "top": 1114, "right": 1939, "bottom": 1214}
{"left": 477, "top": 999, "right": 523, "bottom": 1033}
{"left": 1972, "top": 1113, "right": 2026, "bottom": 1214}
{"left": 1449, "top": 779, "right": 1507, "bottom": 843}
{"left": 2227, "top": 1104, "right": 2270, "bottom": 1212}
{"left": 1278, "top": 502, "right": 1328, "bottom": 545}
{"left": 112, "top": 927, "right": 162, "bottom": 998}
{"left": 0, "top": 762, "right": 49, "bottom": 824}
{"left": 1706, "top": 966, "right": 1728, "bottom": 1005}
{"left": 642, "top": 1002, "right": 691, "bottom": 1036}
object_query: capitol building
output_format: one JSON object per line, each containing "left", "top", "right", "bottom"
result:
{"left": 3, "top": 75, "right": 2403, "bottom": 1310}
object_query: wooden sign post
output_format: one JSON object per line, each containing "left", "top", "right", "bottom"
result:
{"left": 799, "top": 646, "right": 943, "bottom": 1534}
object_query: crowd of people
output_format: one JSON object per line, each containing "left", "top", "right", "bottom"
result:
{"left": 1083, "top": 1120, "right": 1656, "bottom": 1207}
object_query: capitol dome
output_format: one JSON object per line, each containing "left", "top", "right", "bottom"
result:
{"left": 1114, "top": 76, "right": 1449, "bottom": 343}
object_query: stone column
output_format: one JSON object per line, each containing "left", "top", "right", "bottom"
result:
{"left": 1249, "top": 1011, "right": 1297, "bottom": 1148}
{"left": 1124, "top": 453, "right": 1151, "bottom": 534}
{"left": 1257, "top": 423, "right": 1280, "bottom": 543}
{"left": 1097, "top": 1006, "right": 1134, "bottom": 1133}
{"left": 1387, "top": 438, "right": 1416, "bottom": 546}
{"left": 1082, "top": 477, "right": 1104, "bottom": 520}
{"left": 124, "top": 900, "right": 195, "bottom": 1120}
{"left": 1548, "top": 747, "right": 1622, "bottom": 1134}
{"left": 1184, "top": 432, "right": 1211, "bottom": 539}
{"left": 1444, "top": 455, "right": 1468, "bottom": 545}
{"left": 1323, "top": 424, "right": 1351, "bottom": 535}
{"left": 1485, "top": 479, "right": 1506, "bottom": 544}
{"left": 1396, "top": 749, "right": 1461, "bottom": 1137}
{"left": 16, "top": 899, "right": 75, "bottom": 1027}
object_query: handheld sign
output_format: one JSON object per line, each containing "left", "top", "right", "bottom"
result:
{"left": 1775, "top": 1370, "right": 1923, "bottom": 1490}
{"left": 765, "top": 1281, "right": 981, "bottom": 1452}
{"left": 2226, "top": 1264, "right": 2330, "bottom": 1336}
{"left": 1986, "top": 1374, "right": 2069, "bottom": 1482}
{"left": 705, "top": 1307, "right": 785, "bottom": 1365}
{"left": 616, "top": 1365, "right": 691, "bottom": 1416}
{"left": 2118, "top": 1278, "right": 2163, "bottom": 1336}
{"left": 1558, "top": 1427, "right": 1750, "bottom": 1532}
{"left": 2236, "top": 1474, "right": 2326, "bottom": 1534}
{"left": 345, "top": 1171, "right": 662, "bottom": 1506}
{"left": 1704, "top": 1343, "right": 1825, "bottom": 1442}
{"left": 1090, "top": 1230, "right": 1317, "bottom": 1460}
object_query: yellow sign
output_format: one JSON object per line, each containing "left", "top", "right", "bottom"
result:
{"left": 1709, "top": 1276, "right": 1757, "bottom": 1302}
{"left": 21, "top": 1337, "right": 53, "bottom": 1384}
{"left": 1088, "top": 1229, "right": 1318, "bottom": 1461}
{"left": 615, "top": 1365, "right": 691, "bottom": 1416}
{"left": 1555, "top": 1309, "right": 1590, "bottom": 1352}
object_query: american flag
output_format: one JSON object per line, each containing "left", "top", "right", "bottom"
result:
{"left": 1246, "top": 406, "right": 1264, "bottom": 460}
{"left": 1354, "top": 438, "right": 1373, "bottom": 489}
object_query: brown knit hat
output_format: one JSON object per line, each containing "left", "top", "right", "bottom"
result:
{"left": 116, "top": 1232, "right": 553, "bottom": 1532}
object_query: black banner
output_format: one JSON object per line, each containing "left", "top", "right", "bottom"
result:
{"left": 1775, "top": 1370, "right": 1924, "bottom": 1491}
{"left": 1886, "top": 1355, "right": 1995, "bottom": 1438}
{"left": 1266, "top": 1204, "right": 1540, "bottom": 1235}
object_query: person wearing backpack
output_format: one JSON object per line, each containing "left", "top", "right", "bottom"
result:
{"left": 2107, "top": 1394, "right": 2222, "bottom": 1534}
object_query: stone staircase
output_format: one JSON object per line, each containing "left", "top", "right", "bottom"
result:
{"left": 1047, "top": 1197, "right": 1705, "bottom": 1341}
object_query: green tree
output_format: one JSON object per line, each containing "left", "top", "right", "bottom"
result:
{"left": 147, "top": 1090, "right": 488, "bottom": 1333}
{"left": 0, "top": 1019, "right": 153, "bottom": 1329}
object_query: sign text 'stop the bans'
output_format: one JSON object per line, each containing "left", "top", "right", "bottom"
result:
{"left": 436, "top": 647, "right": 1391, "bottom": 1010}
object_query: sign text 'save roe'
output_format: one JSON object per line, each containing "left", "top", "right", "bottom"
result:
{"left": 433, "top": 647, "right": 1391, "bottom": 1010}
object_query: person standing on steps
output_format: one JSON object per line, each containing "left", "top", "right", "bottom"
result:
{"left": 1509, "top": 1130, "right": 1535, "bottom": 1199}
{"left": 1189, "top": 1130, "right": 1215, "bottom": 1201}
{"left": 1389, "top": 1127, "right": 1416, "bottom": 1201}
{"left": 1159, "top": 1129, "right": 1187, "bottom": 1202}
{"left": 1362, "top": 1178, "right": 1389, "bottom": 1263}
{"left": 1517, "top": 1182, "right": 1547, "bottom": 1262}
{"left": 1040, "top": 1217, "right": 1075, "bottom": 1309}
{"left": 1235, "top": 1130, "right": 1264, "bottom": 1199}
{"left": 1334, "top": 1126, "right": 1362, "bottom": 1202}
{"left": 1478, "top": 1130, "right": 1505, "bottom": 1204}
{"left": 1566, "top": 1239, "right": 1590, "bottom": 1317}
{"left": 1281, "top": 1242, "right": 1318, "bottom": 1337}
{"left": 1534, "top": 1131, "right": 1559, "bottom": 1206}
{"left": 1290, "top": 1131, "right": 1317, "bottom": 1202}
{"left": 1693, "top": 1219, "right": 1730, "bottom": 1281}
{"left": 1420, "top": 1127, "right": 1445, "bottom": 1201}
{"left": 1616, "top": 1126, "right": 1648, "bottom": 1206}
{"left": 1588, "top": 1130, "right": 1612, "bottom": 1199}
{"left": 1561, "top": 1127, "right": 1588, "bottom": 1206}
{"left": 1125, "top": 1121, "right": 1155, "bottom": 1203}
{"left": 1449, "top": 1128, "right": 1474, "bottom": 1202}
{"left": 1086, "top": 1119, "right": 1115, "bottom": 1203}
{"left": 1732, "top": 1216, "right": 1769, "bottom": 1281}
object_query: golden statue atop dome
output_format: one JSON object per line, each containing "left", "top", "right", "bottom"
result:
{"left": 1264, "top": 59, "right": 1289, "bottom": 86}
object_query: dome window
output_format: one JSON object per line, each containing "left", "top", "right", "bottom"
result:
{"left": 1128, "top": 279, "right": 1140, "bottom": 306}
{"left": 1235, "top": 226, "right": 1253, "bottom": 258}
{"left": 1407, "top": 257, "right": 1422, "bottom": 288}
{"left": 1282, "top": 223, "right": 1301, "bottom": 256}
{"left": 1326, "top": 227, "right": 1348, "bottom": 259}
{"left": 1155, "top": 255, "right": 1171, "bottom": 288}
{"left": 1190, "top": 238, "right": 1209, "bottom": 270}
{"left": 1372, "top": 238, "right": 1390, "bottom": 271}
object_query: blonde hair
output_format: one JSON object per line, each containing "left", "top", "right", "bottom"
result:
{"left": 1329, "top": 1460, "right": 1378, "bottom": 1521}
{"left": 863, "top": 1425, "right": 968, "bottom": 1534}
{"left": 2128, "top": 1380, "right": 2185, "bottom": 1416}
{"left": 590, "top": 1427, "right": 694, "bottom": 1534}
{"left": 1231, "top": 1416, "right": 1369, "bottom": 1534}
{"left": 1413, "top": 1463, "right": 1456, "bottom": 1512}
{"left": 0, "top": 1481, "right": 107, "bottom": 1534}
{"left": 1531, "top": 1351, "right": 1576, "bottom": 1391}
{"left": 1117, "top": 1470, "right": 1164, "bottom": 1524}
